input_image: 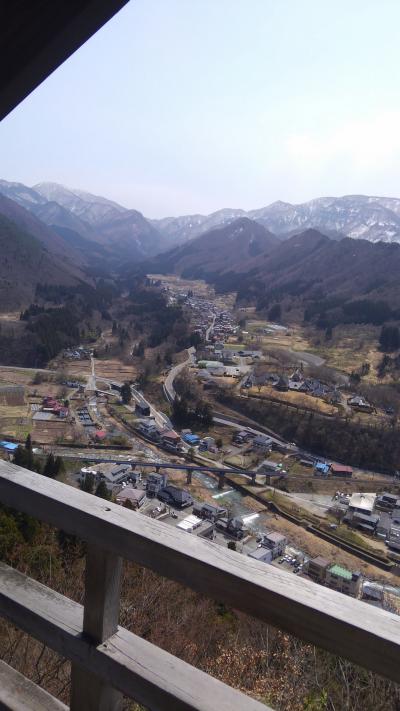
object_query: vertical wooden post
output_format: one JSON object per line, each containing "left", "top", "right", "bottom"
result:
{"left": 70, "top": 545, "right": 123, "bottom": 711}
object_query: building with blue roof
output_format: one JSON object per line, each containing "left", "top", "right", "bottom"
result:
{"left": 315, "top": 461, "right": 330, "bottom": 476}
{"left": 182, "top": 433, "right": 200, "bottom": 446}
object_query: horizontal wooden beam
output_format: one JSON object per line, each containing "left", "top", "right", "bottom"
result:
{"left": 1, "top": 463, "right": 400, "bottom": 683}
{"left": 0, "top": 563, "right": 268, "bottom": 711}
{"left": 0, "top": 659, "right": 68, "bottom": 711}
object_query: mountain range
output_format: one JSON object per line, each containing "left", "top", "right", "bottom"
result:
{"left": 152, "top": 195, "right": 400, "bottom": 245}
{"left": 148, "top": 218, "right": 279, "bottom": 278}
{"left": 2, "top": 178, "right": 400, "bottom": 312}
{"left": 0, "top": 180, "right": 163, "bottom": 265}
{"left": 145, "top": 220, "right": 400, "bottom": 324}
{"left": 2, "top": 180, "right": 400, "bottom": 259}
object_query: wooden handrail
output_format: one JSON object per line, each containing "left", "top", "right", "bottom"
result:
{"left": 0, "top": 562, "right": 268, "bottom": 711}
{"left": 0, "top": 461, "right": 400, "bottom": 708}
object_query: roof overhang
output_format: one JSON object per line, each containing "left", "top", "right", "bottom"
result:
{"left": 1, "top": 0, "right": 129, "bottom": 120}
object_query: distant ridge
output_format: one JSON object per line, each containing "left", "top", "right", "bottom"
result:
{"left": 2, "top": 180, "right": 400, "bottom": 263}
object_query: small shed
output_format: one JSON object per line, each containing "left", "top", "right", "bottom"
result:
{"left": 330, "top": 463, "right": 353, "bottom": 478}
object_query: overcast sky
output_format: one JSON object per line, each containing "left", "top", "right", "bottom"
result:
{"left": 2, "top": 0, "right": 400, "bottom": 217}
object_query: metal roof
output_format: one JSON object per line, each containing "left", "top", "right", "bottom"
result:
{"left": 328, "top": 564, "right": 353, "bottom": 580}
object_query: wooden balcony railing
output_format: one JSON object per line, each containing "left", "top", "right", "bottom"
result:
{"left": 0, "top": 460, "right": 399, "bottom": 710}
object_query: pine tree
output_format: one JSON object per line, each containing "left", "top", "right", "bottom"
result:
{"left": 42, "top": 452, "right": 56, "bottom": 478}
{"left": 95, "top": 480, "right": 111, "bottom": 500}
{"left": 54, "top": 456, "right": 65, "bottom": 477}
{"left": 80, "top": 473, "right": 95, "bottom": 493}
{"left": 121, "top": 382, "right": 132, "bottom": 404}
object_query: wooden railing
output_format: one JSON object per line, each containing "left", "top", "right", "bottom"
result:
{"left": 0, "top": 461, "right": 400, "bottom": 710}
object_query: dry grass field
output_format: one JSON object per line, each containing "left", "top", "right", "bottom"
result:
{"left": 32, "top": 419, "right": 76, "bottom": 445}
{"left": 247, "top": 384, "right": 338, "bottom": 415}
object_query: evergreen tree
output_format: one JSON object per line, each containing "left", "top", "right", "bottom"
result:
{"left": 121, "top": 382, "right": 132, "bottom": 404}
{"left": 25, "top": 433, "right": 32, "bottom": 451}
{"left": 379, "top": 325, "right": 400, "bottom": 352}
{"left": 79, "top": 472, "right": 95, "bottom": 494}
{"left": 13, "top": 445, "right": 35, "bottom": 472}
{"left": 95, "top": 480, "right": 111, "bottom": 500}
{"left": 42, "top": 452, "right": 57, "bottom": 479}
{"left": 54, "top": 456, "right": 65, "bottom": 478}
{"left": 268, "top": 303, "right": 281, "bottom": 322}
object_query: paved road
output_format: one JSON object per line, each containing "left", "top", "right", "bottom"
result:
{"left": 205, "top": 314, "right": 216, "bottom": 342}
{"left": 0, "top": 365, "right": 56, "bottom": 374}
{"left": 284, "top": 349, "right": 325, "bottom": 367}
{"left": 164, "top": 347, "right": 196, "bottom": 403}
{"left": 282, "top": 492, "right": 333, "bottom": 517}
{"left": 129, "top": 385, "right": 170, "bottom": 431}
{"left": 86, "top": 355, "right": 96, "bottom": 392}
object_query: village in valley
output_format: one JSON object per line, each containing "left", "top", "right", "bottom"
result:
{"left": 1, "top": 274, "right": 400, "bottom": 614}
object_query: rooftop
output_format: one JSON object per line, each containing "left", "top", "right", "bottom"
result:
{"left": 349, "top": 493, "right": 376, "bottom": 512}
{"left": 248, "top": 547, "right": 271, "bottom": 561}
{"left": 265, "top": 532, "right": 286, "bottom": 544}
{"left": 331, "top": 463, "right": 353, "bottom": 473}
{"left": 328, "top": 565, "right": 353, "bottom": 581}
{"left": 309, "top": 556, "right": 330, "bottom": 568}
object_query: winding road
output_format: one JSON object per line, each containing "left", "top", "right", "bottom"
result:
{"left": 163, "top": 347, "right": 196, "bottom": 403}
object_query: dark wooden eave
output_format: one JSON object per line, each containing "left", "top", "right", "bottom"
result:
{"left": 1, "top": 0, "right": 129, "bottom": 121}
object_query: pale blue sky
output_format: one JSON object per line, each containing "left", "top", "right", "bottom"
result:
{"left": 2, "top": 0, "right": 400, "bottom": 217}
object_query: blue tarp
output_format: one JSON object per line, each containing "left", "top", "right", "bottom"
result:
{"left": 0, "top": 441, "right": 19, "bottom": 451}
{"left": 182, "top": 433, "right": 200, "bottom": 445}
{"left": 315, "top": 461, "right": 330, "bottom": 474}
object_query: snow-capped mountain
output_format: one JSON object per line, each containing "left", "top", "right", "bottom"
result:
{"left": 33, "top": 182, "right": 126, "bottom": 226}
{"left": 249, "top": 196, "right": 400, "bottom": 243}
{"left": 0, "top": 180, "right": 163, "bottom": 261}
{"left": 2, "top": 179, "right": 400, "bottom": 260}
{"left": 153, "top": 195, "right": 400, "bottom": 245}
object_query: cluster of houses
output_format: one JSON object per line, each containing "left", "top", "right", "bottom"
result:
{"left": 185, "top": 296, "right": 216, "bottom": 340}
{"left": 79, "top": 462, "right": 137, "bottom": 493}
{"left": 135, "top": 417, "right": 217, "bottom": 455}
{"left": 135, "top": 418, "right": 182, "bottom": 452}
{"left": 305, "top": 557, "right": 362, "bottom": 597}
{"left": 347, "top": 395, "right": 374, "bottom": 413}
{"left": 209, "top": 310, "right": 238, "bottom": 342}
{"left": 248, "top": 531, "right": 287, "bottom": 563}
{"left": 247, "top": 528, "right": 364, "bottom": 598}
{"left": 63, "top": 346, "right": 91, "bottom": 361}
{"left": 196, "top": 360, "right": 241, "bottom": 379}
{"left": 76, "top": 462, "right": 384, "bottom": 601}
{"left": 331, "top": 491, "right": 400, "bottom": 553}
{"left": 246, "top": 369, "right": 341, "bottom": 404}
{"left": 32, "top": 396, "right": 69, "bottom": 422}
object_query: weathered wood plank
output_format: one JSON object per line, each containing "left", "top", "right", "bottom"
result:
{"left": 70, "top": 545, "right": 123, "bottom": 710}
{"left": 82, "top": 544, "right": 122, "bottom": 642}
{"left": 0, "top": 660, "right": 68, "bottom": 711}
{"left": 0, "top": 563, "right": 269, "bottom": 711}
{"left": 1, "top": 464, "right": 400, "bottom": 683}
